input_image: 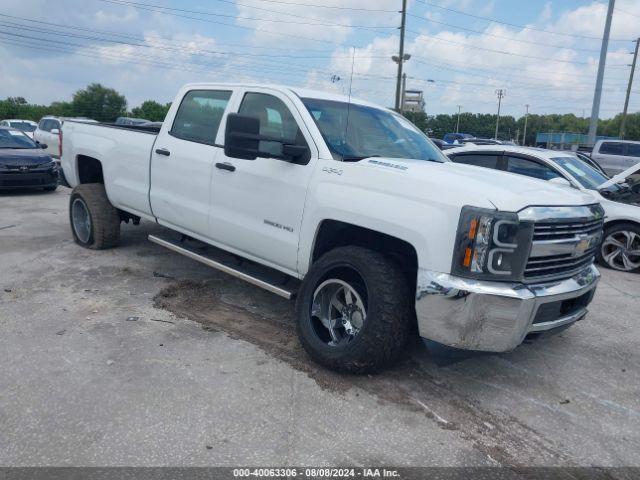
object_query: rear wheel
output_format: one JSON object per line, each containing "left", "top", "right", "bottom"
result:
{"left": 296, "top": 246, "right": 413, "bottom": 373}
{"left": 597, "top": 223, "right": 640, "bottom": 272}
{"left": 69, "top": 183, "right": 120, "bottom": 249}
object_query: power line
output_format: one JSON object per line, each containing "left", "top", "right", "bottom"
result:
{"left": 406, "top": 13, "right": 602, "bottom": 53}
{"left": 414, "top": 0, "right": 632, "bottom": 42}
{"left": 406, "top": 29, "right": 628, "bottom": 66}
{"left": 205, "top": 0, "right": 398, "bottom": 13}
{"left": 99, "top": 0, "right": 397, "bottom": 31}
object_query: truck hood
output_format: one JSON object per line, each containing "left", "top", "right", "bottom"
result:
{"left": 361, "top": 158, "right": 598, "bottom": 212}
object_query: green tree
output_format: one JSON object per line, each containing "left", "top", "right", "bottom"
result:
{"left": 130, "top": 100, "right": 171, "bottom": 121}
{"left": 72, "top": 83, "right": 127, "bottom": 122}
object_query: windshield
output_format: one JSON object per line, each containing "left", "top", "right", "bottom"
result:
{"left": 0, "top": 129, "right": 38, "bottom": 149}
{"left": 552, "top": 156, "right": 612, "bottom": 190}
{"left": 9, "top": 121, "right": 36, "bottom": 132}
{"left": 301, "top": 98, "right": 447, "bottom": 162}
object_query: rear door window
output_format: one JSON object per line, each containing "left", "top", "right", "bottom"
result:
{"left": 450, "top": 153, "right": 501, "bottom": 169}
{"left": 170, "top": 90, "right": 232, "bottom": 145}
{"left": 625, "top": 143, "right": 640, "bottom": 158}
{"left": 506, "top": 156, "right": 561, "bottom": 181}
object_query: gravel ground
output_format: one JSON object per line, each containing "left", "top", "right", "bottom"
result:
{"left": 0, "top": 187, "right": 638, "bottom": 468}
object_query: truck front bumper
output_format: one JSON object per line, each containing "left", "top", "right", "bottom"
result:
{"left": 415, "top": 264, "right": 600, "bottom": 352}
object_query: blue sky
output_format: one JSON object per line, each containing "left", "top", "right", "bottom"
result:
{"left": 0, "top": 0, "right": 638, "bottom": 119}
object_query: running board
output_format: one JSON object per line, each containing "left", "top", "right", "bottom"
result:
{"left": 148, "top": 234, "right": 297, "bottom": 299}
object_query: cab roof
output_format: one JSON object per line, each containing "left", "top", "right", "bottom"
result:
{"left": 181, "top": 82, "right": 388, "bottom": 111}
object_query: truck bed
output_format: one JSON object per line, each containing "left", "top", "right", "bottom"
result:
{"left": 61, "top": 120, "right": 159, "bottom": 219}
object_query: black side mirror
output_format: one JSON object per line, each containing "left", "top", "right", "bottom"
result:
{"left": 224, "top": 113, "right": 260, "bottom": 160}
{"left": 282, "top": 144, "right": 310, "bottom": 163}
{"left": 224, "top": 113, "right": 310, "bottom": 163}
{"left": 39, "top": 143, "right": 48, "bottom": 149}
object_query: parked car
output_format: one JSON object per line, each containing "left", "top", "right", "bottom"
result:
{"left": 34, "top": 116, "right": 97, "bottom": 160}
{"left": 446, "top": 145, "right": 640, "bottom": 272}
{"left": 61, "top": 83, "right": 602, "bottom": 372}
{"left": 430, "top": 138, "right": 457, "bottom": 150}
{"left": 443, "top": 132, "right": 474, "bottom": 144}
{"left": 0, "top": 127, "right": 58, "bottom": 191}
{"left": 115, "top": 117, "right": 151, "bottom": 126}
{"left": 591, "top": 139, "right": 640, "bottom": 176}
{"left": 0, "top": 119, "right": 38, "bottom": 139}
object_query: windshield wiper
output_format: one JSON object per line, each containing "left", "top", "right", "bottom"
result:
{"left": 342, "top": 155, "right": 380, "bottom": 162}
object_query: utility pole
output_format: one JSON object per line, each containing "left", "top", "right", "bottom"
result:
{"left": 394, "top": 0, "right": 408, "bottom": 111}
{"left": 495, "top": 89, "right": 505, "bottom": 139}
{"left": 587, "top": 0, "right": 615, "bottom": 145}
{"left": 523, "top": 104, "right": 530, "bottom": 146}
{"left": 620, "top": 37, "right": 639, "bottom": 139}
{"left": 456, "top": 105, "right": 462, "bottom": 133}
{"left": 400, "top": 73, "right": 407, "bottom": 113}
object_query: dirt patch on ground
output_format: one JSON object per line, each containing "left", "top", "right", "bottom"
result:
{"left": 154, "top": 278, "right": 581, "bottom": 469}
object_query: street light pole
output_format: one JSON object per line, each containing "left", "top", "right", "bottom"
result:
{"left": 620, "top": 38, "right": 639, "bottom": 140}
{"left": 456, "top": 105, "right": 462, "bottom": 133}
{"left": 587, "top": 0, "right": 615, "bottom": 145}
{"left": 523, "top": 104, "right": 530, "bottom": 146}
{"left": 394, "top": 0, "right": 408, "bottom": 111}
{"left": 495, "top": 89, "right": 505, "bottom": 139}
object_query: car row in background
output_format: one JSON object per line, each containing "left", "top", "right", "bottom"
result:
{"left": 0, "top": 119, "right": 38, "bottom": 139}
{"left": 445, "top": 144, "right": 640, "bottom": 273}
{"left": 0, "top": 126, "right": 58, "bottom": 192}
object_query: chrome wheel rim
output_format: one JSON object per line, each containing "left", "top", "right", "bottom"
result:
{"left": 311, "top": 278, "right": 367, "bottom": 346}
{"left": 601, "top": 230, "right": 640, "bottom": 271}
{"left": 71, "top": 197, "right": 91, "bottom": 244}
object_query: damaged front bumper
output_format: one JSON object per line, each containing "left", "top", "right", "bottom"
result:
{"left": 415, "top": 264, "right": 600, "bottom": 352}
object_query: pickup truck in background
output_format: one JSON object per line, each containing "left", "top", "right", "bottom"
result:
{"left": 591, "top": 139, "right": 640, "bottom": 176}
{"left": 61, "top": 83, "right": 603, "bottom": 372}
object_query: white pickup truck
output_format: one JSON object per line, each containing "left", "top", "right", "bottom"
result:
{"left": 61, "top": 83, "right": 604, "bottom": 372}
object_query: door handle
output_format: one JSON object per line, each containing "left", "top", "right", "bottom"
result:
{"left": 215, "top": 162, "right": 236, "bottom": 172}
{"left": 155, "top": 148, "right": 170, "bottom": 156}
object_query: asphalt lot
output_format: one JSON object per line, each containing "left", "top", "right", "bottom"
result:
{"left": 0, "top": 187, "right": 639, "bottom": 468}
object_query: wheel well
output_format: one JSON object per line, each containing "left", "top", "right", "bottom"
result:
{"left": 77, "top": 155, "right": 104, "bottom": 184}
{"left": 603, "top": 219, "right": 640, "bottom": 232}
{"left": 312, "top": 220, "right": 418, "bottom": 290}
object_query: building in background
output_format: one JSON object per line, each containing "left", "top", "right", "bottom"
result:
{"left": 402, "top": 90, "right": 425, "bottom": 113}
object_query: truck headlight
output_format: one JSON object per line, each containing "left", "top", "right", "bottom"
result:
{"left": 452, "top": 206, "right": 533, "bottom": 282}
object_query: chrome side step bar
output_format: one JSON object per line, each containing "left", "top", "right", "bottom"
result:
{"left": 148, "top": 234, "right": 296, "bottom": 299}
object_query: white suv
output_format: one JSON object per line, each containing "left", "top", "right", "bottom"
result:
{"left": 33, "top": 117, "right": 62, "bottom": 158}
{"left": 591, "top": 139, "right": 640, "bottom": 176}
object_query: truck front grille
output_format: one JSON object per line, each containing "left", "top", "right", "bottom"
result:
{"left": 519, "top": 206, "right": 604, "bottom": 283}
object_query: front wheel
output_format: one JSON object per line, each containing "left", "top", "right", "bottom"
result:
{"left": 69, "top": 183, "right": 120, "bottom": 249}
{"left": 295, "top": 246, "right": 413, "bottom": 373}
{"left": 597, "top": 223, "right": 640, "bottom": 272}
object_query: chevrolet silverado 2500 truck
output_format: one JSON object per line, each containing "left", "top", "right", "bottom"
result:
{"left": 61, "top": 83, "right": 603, "bottom": 372}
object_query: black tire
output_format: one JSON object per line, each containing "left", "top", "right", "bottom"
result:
{"left": 597, "top": 222, "right": 640, "bottom": 273}
{"left": 296, "top": 246, "right": 413, "bottom": 373}
{"left": 69, "top": 183, "right": 120, "bottom": 249}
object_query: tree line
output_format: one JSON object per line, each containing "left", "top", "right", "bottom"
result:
{"left": 1, "top": 82, "right": 638, "bottom": 143}
{"left": 0, "top": 83, "right": 171, "bottom": 124}
{"left": 403, "top": 110, "right": 640, "bottom": 145}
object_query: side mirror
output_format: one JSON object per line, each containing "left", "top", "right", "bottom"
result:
{"left": 283, "top": 144, "right": 310, "bottom": 163}
{"left": 224, "top": 114, "right": 260, "bottom": 160}
{"left": 548, "top": 177, "right": 574, "bottom": 188}
{"left": 224, "top": 113, "right": 310, "bottom": 163}
{"left": 39, "top": 143, "right": 48, "bottom": 149}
